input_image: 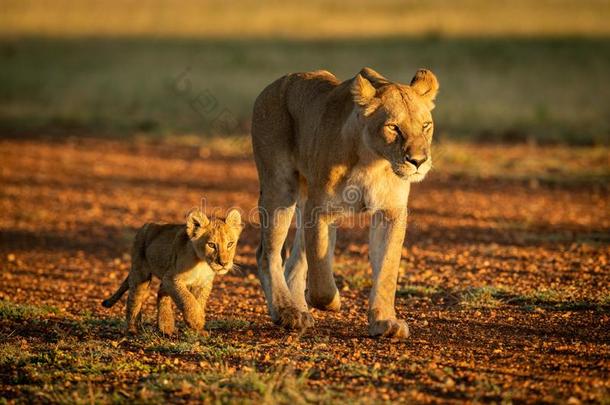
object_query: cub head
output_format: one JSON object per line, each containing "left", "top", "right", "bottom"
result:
{"left": 186, "top": 208, "right": 243, "bottom": 275}
{"left": 351, "top": 67, "right": 439, "bottom": 182}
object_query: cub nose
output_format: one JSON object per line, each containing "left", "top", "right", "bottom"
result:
{"left": 404, "top": 154, "right": 427, "bottom": 168}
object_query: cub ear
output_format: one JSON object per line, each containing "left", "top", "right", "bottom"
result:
{"left": 225, "top": 209, "right": 242, "bottom": 229}
{"left": 410, "top": 69, "right": 439, "bottom": 109}
{"left": 186, "top": 208, "right": 209, "bottom": 239}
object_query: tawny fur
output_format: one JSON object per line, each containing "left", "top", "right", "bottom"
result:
{"left": 102, "top": 209, "right": 243, "bottom": 335}
{"left": 251, "top": 67, "right": 438, "bottom": 338}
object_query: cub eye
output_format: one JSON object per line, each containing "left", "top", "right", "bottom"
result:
{"left": 206, "top": 242, "right": 216, "bottom": 249}
{"left": 227, "top": 241, "right": 234, "bottom": 248}
{"left": 422, "top": 121, "right": 432, "bottom": 130}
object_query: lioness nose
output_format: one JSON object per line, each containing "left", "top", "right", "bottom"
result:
{"left": 404, "top": 154, "right": 427, "bottom": 168}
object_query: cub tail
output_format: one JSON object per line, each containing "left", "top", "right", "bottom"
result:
{"left": 101, "top": 276, "right": 129, "bottom": 308}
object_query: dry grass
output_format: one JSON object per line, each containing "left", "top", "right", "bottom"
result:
{"left": 1, "top": 0, "right": 610, "bottom": 39}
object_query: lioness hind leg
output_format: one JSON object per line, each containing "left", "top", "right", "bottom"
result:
{"left": 251, "top": 81, "right": 314, "bottom": 331}
{"left": 284, "top": 204, "right": 308, "bottom": 312}
{"left": 304, "top": 200, "right": 341, "bottom": 312}
{"left": 256, "top": 180, "right": 313, "bottom": 330}
{"left": 157, "top": 284, "right": 175, "bottom": 335}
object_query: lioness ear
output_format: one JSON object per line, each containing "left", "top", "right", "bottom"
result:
{"left": 186, "top": 208, "right": 209, "bottom": 239}
{"left": 359, "top": 67, "right": 389, "bottom": 87}
{"left": 225, "top": 209, "right": 242, "bottom": 230}
{"left": 410, "top": 69, "right": 439, "bottom": 109}
{"left": 351, "top": 73, "right": 377, "bottom": 108}
{"left": 351, "top": 74, "right": 381, "bottom": 117}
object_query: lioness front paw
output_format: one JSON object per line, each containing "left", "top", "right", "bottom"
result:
{"left": 369, "top": 319, "right": 410, "bottom": 339}
{"left": 275, "top": 307, "right": 314, "bottom": 330}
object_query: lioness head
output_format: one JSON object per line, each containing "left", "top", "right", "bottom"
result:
{"left": 351, "top": 67, "right": 439, "bottom": 182}
{"left": 186, "top": 208, "right": 243, "bottom": 275}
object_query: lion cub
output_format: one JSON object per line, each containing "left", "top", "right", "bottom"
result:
{"left": 102, "top": 208, "right": 243, "bottom": 335}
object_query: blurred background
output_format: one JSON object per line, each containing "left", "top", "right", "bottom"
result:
{"left": 1, "top": 3, "right": 609, "bottom": 402}
{"left": 1, "top": 0, "right": 610, "bottom": 145}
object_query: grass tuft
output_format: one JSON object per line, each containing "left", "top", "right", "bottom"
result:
{"left": 206, "top": 318, "right": 251, "bottom": 331}
{"left": 460, "top": 287, "right": 509, "bottom": 309}
{"left": 397, "top": 285, "right": 441, "bottom": 298}
{"left": 0, "top": 300, "right": 59, "bottom": 320}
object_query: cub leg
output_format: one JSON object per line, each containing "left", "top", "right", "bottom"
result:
{"left": 157, "top": 283, "right": 175, "bottom": 335}
{"left": 190, "top": 281, "right": 214, "bottom": 330}
{"left": 125, "top": 272, "right": 151, "bottom": 334}
{"left": 164, "top": 278, "right": 204, "bottom": 332}
{"left": 368, "top": 209, "right": 409, "bottom": 339}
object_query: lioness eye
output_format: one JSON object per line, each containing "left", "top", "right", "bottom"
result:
{"left": 207, "top": 242, "right": 216, "bottom": 249}
{"left": 227, "top": 241, "right": 234, "bottom": 248}
{"left": 387, "top": 124, "right": 400, "bottom": 132}
{"left": 423, "top": 121, "right": 432, "bottom": 130}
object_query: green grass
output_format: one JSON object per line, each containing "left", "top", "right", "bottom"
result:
{"left": 136, "top": 366, "right": 333, "bottom": 404}
{"left": 0, "top": 300, "right": 59, "bottom": 320}
{"left": 206, "top": 318, "right": 252, "bottom": 331}
{"left": 431, "top": 142, "right": 610, "bottom": 184}
{"left": 0, "top": 330, "right": 332, "bottom": 404}
{"left": 397, "top": 285, "right": 441, "bottom": 298}
{"left": 336, "top": 262, "right": 372, "bottom": 290}
{"left": 1, "top": 37, "right": 609, "bottom": 144}
{"left": 460, "top": 287, "right": 509, "bottom": 309}
{"left": 510, "top": 288, "right": 609, "bottom": 311}
{"left": 144, "top": 333, "right": 240, "bottom": 363}
{"left": 396, "top": 286, "right": 610, "bottom": 311}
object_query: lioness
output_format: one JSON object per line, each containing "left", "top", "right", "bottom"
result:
{"left": 251, "top": 67, "right": 438, "bottom": 338}
{"left": 102, "top": 208, "right": 243, "bottom": 335}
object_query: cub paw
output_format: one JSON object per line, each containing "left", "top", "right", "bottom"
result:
{"left": 125, "top": 323, "right": 139, "bottom": 335}
{"left": 186, "top": 318, "right": 204, "bottom": 332}
{"left": 369, "top": 319, "right": 410, "bottom": 339}
{"left": 158, "top": 319, "right": 175, "bottom": 336}
{"left": 184, "top": 310, "right": 205, "bottom": 332}
{"left": 275, "top": 306, "right": 314, "bottom": 330}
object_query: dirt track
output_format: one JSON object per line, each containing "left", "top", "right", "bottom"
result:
{"left": 0, "top": 138, "right": 609, "bottom": 403}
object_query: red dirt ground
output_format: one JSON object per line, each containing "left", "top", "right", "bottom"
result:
{"left": 0, "top": 138, "right": 608, "bottom": 403}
